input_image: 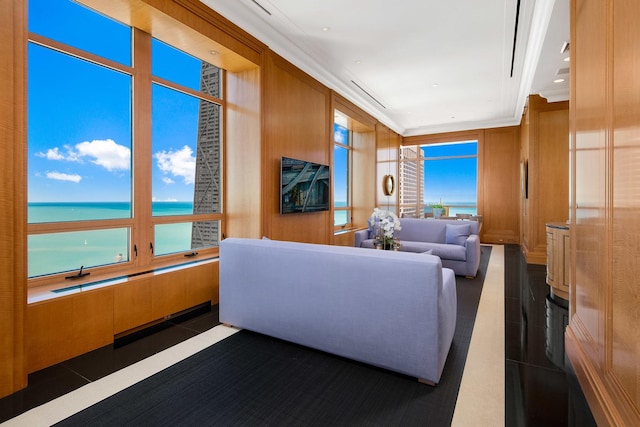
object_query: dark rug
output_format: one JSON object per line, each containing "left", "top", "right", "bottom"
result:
{"left": 57, "top": 246, "right": 492, "bottom": 427}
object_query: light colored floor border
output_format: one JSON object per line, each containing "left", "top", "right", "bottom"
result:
{"left": 451, "top": 244, "right": 505, "bottom": 426}
{"left": 3, "top": 245, "right": 505, "bottom": 427}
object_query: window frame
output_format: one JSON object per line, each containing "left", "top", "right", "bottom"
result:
{"left": 333, "top": 111, "right": 353, "bottom": 231}
{"left": 27, "top": 11, "right": 225, "bottom": 289}
{"left": 399, "top": 141, "right": 478, "bottom": 218}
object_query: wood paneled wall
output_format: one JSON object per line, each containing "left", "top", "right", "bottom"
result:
{"left": 482, "top": 126, "right": 521, "bottom": 244}
{"left": 376, "top": 124, "right": 400, "bottom": 212}
{"left": 261, "top": 51, "right": 332, "bottom": 243}
{"left": 0, "top": 0, "right": 27, "bottom": 397}
{"left": 520, "top": 95, "right": 569, "bottom": 264}
{"left": 226, "top": 66, "right": 262, "bottom": 239}
{"left": 567, "top": 0, "right": 640, "bottom": 424}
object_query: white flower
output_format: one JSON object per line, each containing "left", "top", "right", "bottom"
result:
{"left": 369, "top": 208, "right": 402, "bottom": 240}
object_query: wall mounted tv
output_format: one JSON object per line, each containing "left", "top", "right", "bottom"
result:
{"left": 280, "top": 156, "right": 330, "bottom": 214}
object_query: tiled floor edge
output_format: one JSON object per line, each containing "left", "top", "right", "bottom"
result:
{"left": 451, "top": 244, "right": 505, "bottom": 427}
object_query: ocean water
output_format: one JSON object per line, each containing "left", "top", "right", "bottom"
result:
{"left": 424, "top": 202, "right": 477, "bottom": 217}
{"left": 28, "top": 202, "right": 196, "bottom": 278}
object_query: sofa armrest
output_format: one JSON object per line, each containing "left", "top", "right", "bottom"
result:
{"left": 354, "top": 228, "right": 370, "bottom": 247}
{"left": 464, "top": 234, "right": 481, "bottom": 277}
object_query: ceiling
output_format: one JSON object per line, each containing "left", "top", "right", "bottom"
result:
{"left": 203, "top": 0, "right": 569, "bottom": 136}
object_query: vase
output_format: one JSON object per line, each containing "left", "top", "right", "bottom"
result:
{"left": 392, "top": 238, "right": 401, "bottom": 251}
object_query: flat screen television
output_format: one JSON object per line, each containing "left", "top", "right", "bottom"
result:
{"left": 280, "top": 156, "right": 330, "bottom": 214}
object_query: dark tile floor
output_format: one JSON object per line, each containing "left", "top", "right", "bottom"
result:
{"left": 0, "top": 304, "right": 220, "bottom": 423}
{"left": 1, "top": 246, "right": 597, "bottom": 425}
{"left": 504, "top": 244, "right": 596, "bottom": 427}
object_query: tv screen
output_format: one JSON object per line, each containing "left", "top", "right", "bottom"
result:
{"left": 280, "top": 156, "right": 330, "bottom": 214}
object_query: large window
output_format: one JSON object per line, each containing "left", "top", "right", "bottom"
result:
{"left": 27, "top": 0, "right": 224, "bottom": 287}
{"left": 400, "top": 141, "right": 478, "bottom": 218}
{"left": 333, "top": 111, "right": 351, "bottom": 228}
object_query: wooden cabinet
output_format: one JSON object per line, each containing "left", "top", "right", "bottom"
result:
{"left": 545, "top": 223, "right": 569, "bottom": 300}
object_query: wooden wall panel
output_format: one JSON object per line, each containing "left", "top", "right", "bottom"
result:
{"left": 113, "top": 277, "right": 154, "bottom": 334}
{"left": 184, "top": 260, "right": 218, "bottom": 307}
{"left": 262, "top": 51, "right": 331, "bottom": 244}
{"left": 225, "top": 67, "right": 262, "bottom": 239}
{"left": 0, "top": 0, "right": 27, "bottom": 397}
{"left": 569, "top": 0, "right": 607, "bottom": 370}
{"left": 611, "top": 0, "right": 640, "bottom": 410}
{"left": 351, "top": 129, "right": 376, "bottom": 228}
{"left": 567, "top": 0, "right": 640, "bottom": 424}
{"left": 79, "top": 0, "right": 265, "bottom": 71}
{"left": 520, "top": 96, "right": 569, "bottom": 264}
{"left": 376, "top": 124, "right": 399, "bottom": 213}
{"left": 538, "top": 108, "right": 569, "bottom": 229}
{"left": 26, "top": 289, "right": 114, "bottom": 373}
{"left": 114, "top": 261, "right": 217, "bottom": 334}
{"left": 482, "top": 126, "right": 520, "bottom": 244}
{"left": 26, "top": 298, "right": 74, "bottom": 373}
{"left": 151, "top": 273, "right": 187, "bottom": 320}
{"left": 333, "top": 230, "right": 356, "bottom": 247}
{"left": 71, "top": 289, "right": 114, "bottom": 356}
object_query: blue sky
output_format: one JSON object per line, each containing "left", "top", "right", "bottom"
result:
{"left": 28, "top": 0, "right": 204, "bottom": 203}
{"left": 422, "top": 141, "right": 478, "bottom": 204}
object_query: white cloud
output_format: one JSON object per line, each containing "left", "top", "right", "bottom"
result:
{"left": 162, "top": 177, "right": 175, "bottom": 184}
{"left": 154, "top": 145, "right": 196, "bottom": 185}
{"left": 75, "top": 139, "right": 130, "bottom": 171}
{"left": 47, "top": 171, "right": 82, "bottom": 183}
{"left": 36, "top": 139, "right": 130, "bottom": 172}
{"left": 36, "top": 147, "right": 65, "bottom": 160}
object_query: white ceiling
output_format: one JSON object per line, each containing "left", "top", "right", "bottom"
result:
{"left": 202, "top": 0, "right": 569, "bottom": 136}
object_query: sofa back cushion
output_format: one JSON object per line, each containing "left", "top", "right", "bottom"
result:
{"left": 445, "top": 223, "right": 471, "bottom": 246}
{"left": 397, "top": 218, "right": 446, "bottom": 243}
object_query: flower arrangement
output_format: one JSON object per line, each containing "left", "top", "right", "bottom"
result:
{"left": 369, "top": 208, "right": 402, "bottom": 248}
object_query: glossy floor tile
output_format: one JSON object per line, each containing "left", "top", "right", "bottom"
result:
{"left": 503, "top": 244, "right": 595, "bottom": 427}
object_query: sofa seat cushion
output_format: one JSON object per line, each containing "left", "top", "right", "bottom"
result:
{"left": 358, "top": 239, "right": 466, "bottom": 261}
{"left": 400, "top": 241, "right": 466, "bottom": 261}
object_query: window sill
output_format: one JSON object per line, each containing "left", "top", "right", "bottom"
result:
{"left": 27, "top": 258, "right": 218, "bottom": 304}
{"left": 334, "top": 227, "right": 361, "bottom": 236}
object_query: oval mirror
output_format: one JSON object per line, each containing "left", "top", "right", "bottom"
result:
{"left": 382, "top": 174, "right": 395, "bottom": 196}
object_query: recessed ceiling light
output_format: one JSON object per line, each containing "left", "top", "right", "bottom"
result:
{"left": 322, "top": 27, "right": 330, "bottom": 32}
{"left": 563, "top": 56, "right": 570, "bottom": 62}
{"left": 355, "top": 59, "right": 362, "bottom": 64}
{"left": 432, "top": 83, "right": 439, "bottom": 87}
{"left": 554, "top": 78, "right": 565, "bottom": 83}
{"left": 208, "top": 50, "right": 219, "bottom": 56}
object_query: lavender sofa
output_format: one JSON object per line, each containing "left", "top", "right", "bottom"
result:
{"left": 355, "top": 218, "right": 481, "bottom": 278}
{"left": 219, "top": 237, "right": 457, "bottom": 385}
